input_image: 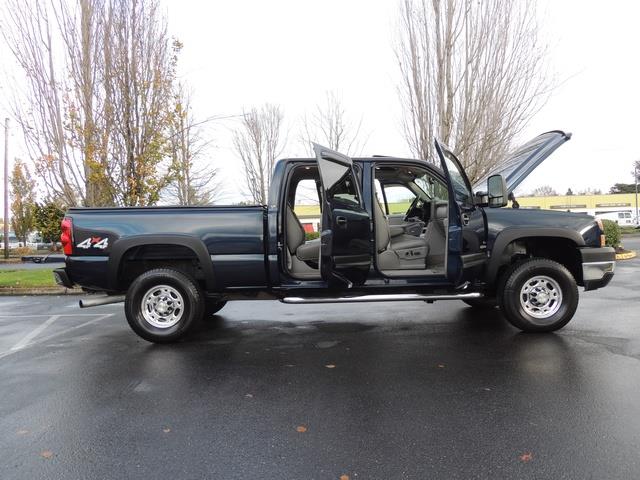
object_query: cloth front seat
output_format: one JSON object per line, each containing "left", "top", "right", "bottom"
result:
{"left": 374, "top": 197, "right": 428, "bottom": 270}
{"left": 286, "top": 206, "right": 320, "bottom": 263}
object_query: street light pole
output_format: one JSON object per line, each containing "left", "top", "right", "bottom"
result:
{"left": 3, "top": 118, "right": 9, "bottom": 259}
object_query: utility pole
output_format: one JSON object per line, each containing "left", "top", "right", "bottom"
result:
{"left": 3, "top": 118, "right": 8, "bottom": 259}
{"left": 635, "top": 163, "right": 639, "bottom": 227}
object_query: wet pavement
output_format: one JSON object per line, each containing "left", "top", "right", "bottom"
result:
{"left": 0, "top": 237, "right": 639, "bottom": 479}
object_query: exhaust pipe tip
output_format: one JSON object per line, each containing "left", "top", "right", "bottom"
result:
{"left": 79, "top": 294, "right": 125, "bottom": 308}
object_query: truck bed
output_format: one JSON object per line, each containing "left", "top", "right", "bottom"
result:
{"left": 65, "top": 205, "right": 268, "bottom": 292}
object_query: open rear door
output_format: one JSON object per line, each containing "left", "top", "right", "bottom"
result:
{"left": 313, "top": 143, "right": 371, "bottom": 287}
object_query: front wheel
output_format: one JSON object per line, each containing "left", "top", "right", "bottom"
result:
{"left": 498, "top": 258, "right": 578, "bottom": 333}
{"left": 124, "top": 268, "right": 205, "bottom": 343}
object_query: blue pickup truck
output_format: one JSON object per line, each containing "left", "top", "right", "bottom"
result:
{"left": 55, "top": 131, "right": 615, "bottom": 342}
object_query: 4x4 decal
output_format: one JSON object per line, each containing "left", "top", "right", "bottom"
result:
{"left": 76, "top": 236, "right": 109, "bottom": 250}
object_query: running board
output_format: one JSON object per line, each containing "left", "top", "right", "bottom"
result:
{"left": 281, "top": 292, "right": 482, "bottom": 304}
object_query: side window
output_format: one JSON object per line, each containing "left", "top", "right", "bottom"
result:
{"left": 414, "top": 173, "right": 448, "bottom": 201}
{"left": 384, "top": 185, "right": 416, "bottom": 214}
{"left": 294, "top": 179, "right": 320, "bottom": 206}
{"left": 618, "top": 212, "right": 625, "bottom": 219}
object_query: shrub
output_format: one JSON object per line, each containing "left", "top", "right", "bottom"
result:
{"left": 602, "top": 219, "right": 621, "bottom": 248}
{"left": 305, "top": 231, "right": 320, "bottom": 241}
{"left": 12, "top": 246, "right": 35, "bottom": 257}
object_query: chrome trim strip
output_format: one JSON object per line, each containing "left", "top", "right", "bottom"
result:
{"left": 281, "top": 292, "right": 482, "bottom": 304}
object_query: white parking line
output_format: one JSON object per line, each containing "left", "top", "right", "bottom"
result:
{"left": 35, "top": 314, "right": 114, "bottom": 346}
{"left": 10, "top": 315, "right": 60, "bottom": 352}
{"left": 0, "top": 314, "right": 112, "bottom": 317}
{"left": 0, "top": 313, "right": 114, "bottom": 361}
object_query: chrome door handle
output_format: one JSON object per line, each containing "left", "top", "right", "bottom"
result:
{"left": 461, "top": 213, "right": 470, "bottom": 226}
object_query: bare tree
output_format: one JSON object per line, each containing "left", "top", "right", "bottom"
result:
{"left": 165, "top": 86, "right": 219, "bottom": 205}
{"left": 103, "top": 0, "right": 179, "bottom": 206}
{"left": 58, "top": 0, "right": 112, "bottom": 205}
{"left": 1, "top": 0, "right": 97, "bottom": 205}
{"left": 300, "top": 91, "right": 366, "bottom": 155}
{"left": 233, "top": 104, "right": 285, "bottom": 204}
{"left": 1, "top": 0, "right": 180, "bottom": 207}
{"left": 396, "top": 0, "right": 550, "bottom": 183}
{"left": 530, "top": 185, "right": 557, "bottom": 197}
{"left": 577, "top": 187, "right": 602, "bottom": 196}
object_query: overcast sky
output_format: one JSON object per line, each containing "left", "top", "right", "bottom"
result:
{"left": 2, "top": 0, "right": 640, "bottom": 210}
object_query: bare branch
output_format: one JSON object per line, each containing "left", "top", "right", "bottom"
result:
{"left": 232, "top": 104, "right": 285, "bottom": 205}
{"left": 395, "top": 0, "right": 552, "bottom": 183}
{"left": 299, "top": 90, "right": 367, "bottom": 155}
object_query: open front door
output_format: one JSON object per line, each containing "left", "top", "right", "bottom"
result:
{"left": 434, "top": 140, "right": 487, "bottom": 286}
{"left": 313, "top": 143, "right": 371, "bottom": 287}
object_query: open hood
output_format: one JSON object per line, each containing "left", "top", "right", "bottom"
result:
{"left": 472, "top": 130, "right": 571, "bottom": 194}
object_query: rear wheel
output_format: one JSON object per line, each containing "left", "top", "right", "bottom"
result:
{"left": 124, "top": 268, "right": 204, "bottom": 343}
{"left": 498, "top": 258, "right": 578, "bottom": 332}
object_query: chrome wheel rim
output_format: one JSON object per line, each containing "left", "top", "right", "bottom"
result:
{"left": 520, "top": 275, "right": 563, "bottom": 320}
{"left": 141, "top": 285, "right": 184, "bottom": 329}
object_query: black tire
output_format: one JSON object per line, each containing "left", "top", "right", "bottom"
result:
{"left": 498, "top": 258, "right": 578, "bottom": 333}
{"left": 462, "top": 297, "right": 497, "bottom": 309}
{"left": 124, "top": 268, "right": 205, "bottom": 343}
{"left": 204, "top": 299, "right": 227, "bottom": 317}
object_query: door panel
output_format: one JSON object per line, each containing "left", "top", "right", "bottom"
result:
{"left": 434, "top": 140, "right": 487, "bottom": 285}
{"left": 313, "top": 143, "right": 371, "bottom": 287}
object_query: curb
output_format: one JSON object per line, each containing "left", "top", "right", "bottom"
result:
{"left": 616, "top": 250, "right": 637, "bottom": 260}
{"left": 0, "top": 287, "right": 83, "bottom": 296}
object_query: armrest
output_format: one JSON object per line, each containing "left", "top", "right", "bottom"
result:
{"left": 389, "top": 221, "right": 425, "bottom": 238}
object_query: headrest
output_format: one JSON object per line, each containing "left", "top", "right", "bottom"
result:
{"left": 435, "top": 202, "right": 448, "bottom": 219}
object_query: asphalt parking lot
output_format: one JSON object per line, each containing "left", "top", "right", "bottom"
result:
{"left": 1, "top": 237, "right": 639, "bottom": 479}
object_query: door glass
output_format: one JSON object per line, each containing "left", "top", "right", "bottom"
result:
{"left": 319, "top": 161, "right": 349, "bottom": 191}
{"left": 331, "top": 174, "right": 360, "bottom": 207}
{"left": 441, "top": 152, "right": 472, "bottom": 205}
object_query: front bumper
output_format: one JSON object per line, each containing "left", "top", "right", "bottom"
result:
{"left": 53, "top": 268, "right": 74, "bottom": 289}
{"left": 580, "top": 247, "right": 615, "bottom": 291}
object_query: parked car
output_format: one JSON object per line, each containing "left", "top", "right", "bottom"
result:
{"left": 0, "top": 234, "right": 23, "bottom": 249}
{"left": 596, "top": 211, "right": 637, "bottom": 226}
{"left": 55, "top": 130, "right": 615, "bottom": 343}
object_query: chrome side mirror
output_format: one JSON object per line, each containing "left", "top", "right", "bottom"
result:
{"left": 487, "top": 174, "right": 508, "bottom": 208}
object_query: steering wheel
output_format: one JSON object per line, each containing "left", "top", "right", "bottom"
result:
{"left": 404, "top": 197, "right": 425, "bottom": 222}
